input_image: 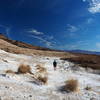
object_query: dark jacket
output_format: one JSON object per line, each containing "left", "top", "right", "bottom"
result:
{"left": 53, "top": 61, "right": 57, "bottom": 67}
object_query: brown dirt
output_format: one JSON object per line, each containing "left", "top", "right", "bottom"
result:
{"left": 61, "top": 54, "right": 100, "bottom": 70}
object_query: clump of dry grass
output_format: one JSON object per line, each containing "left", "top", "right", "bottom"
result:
{"left": 64, "top": 79, "right": 79, "bottom": 92}
{"left": 85, "top": 85, "right": 92, "bottom": 91}
{"left": 5, "top": 69, "right": 15, "bottom": 74}
{"left": 34, "top": 64, "right": 48, "bottom": 85}
{"left": 35, "top": 64, "right": 48, "bottom": 77}
{"left": 37, "top": 75, "right": 48, "bottom": 84}
{"left": 17, "top": 64, "right": 32, "bottom": 74}
{"left": 2, "top": 59, "right": 8, "bottom": 63}
{"left": 36, "top": 64, "right": 47, "bottom": 73}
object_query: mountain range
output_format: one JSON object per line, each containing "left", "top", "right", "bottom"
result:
{"left": 67, "top": 50, "right": 100, "bottom": 55}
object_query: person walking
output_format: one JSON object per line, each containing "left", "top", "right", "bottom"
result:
{"left": 53, "top": 60, "right": 57, "bottom": 70}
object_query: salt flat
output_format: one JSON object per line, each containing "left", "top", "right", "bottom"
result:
{"left": 0, "top": 49, "right": 100, "bottom": 100}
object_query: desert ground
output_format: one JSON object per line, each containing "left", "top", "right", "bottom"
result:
{"left": 0, "top": 49, "right": 100, "bottom": 100}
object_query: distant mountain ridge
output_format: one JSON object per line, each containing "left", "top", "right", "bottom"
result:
{"left": 67, "top": 50, "right": 100, "bottom": 55}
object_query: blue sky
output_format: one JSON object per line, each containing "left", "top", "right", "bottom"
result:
{"left": 0, "top": 0, "right": 100, "bottom": 51}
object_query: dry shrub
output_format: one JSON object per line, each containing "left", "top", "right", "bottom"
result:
{"left": 35, "top": 64, "right": 48, "bottom": 79}
{"left": 64, "top": 79, "right": 79, "bottom": 92}
{"left": 17, "top": 64, "right": 31, "bottom": 74}
{"left": 85, "top": 85, "right": 92, "bottom": 91}
{"left": 37, "top": 75, "right": 48, "bottom": 84}
{"left": 2, "top": 59, "right": 8, "bottom": 63}
{"left": 36, "top": 64, "right": 47, "bottom": 73}
{"left": 34, "top": 64, "right": 48, "bottom": 84}
{"left": 5, "top": 70, "right": 15, "bottom": 74}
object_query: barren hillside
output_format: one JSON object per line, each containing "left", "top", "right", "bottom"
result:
{"left": 0, "top": 34, "right": 73, "bottom": 57}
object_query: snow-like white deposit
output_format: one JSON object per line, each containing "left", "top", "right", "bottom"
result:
{"left": 0, "top": 49, "right": 100, "bottom": 100}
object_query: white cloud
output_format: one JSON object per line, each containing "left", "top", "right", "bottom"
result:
{"left": 69, "top": 33, "right": 77, "bottom": 38}
{"left": 64, "top": 32, "right": 78, "bottom": 39}
{"left": 27, "top": 28, "right": 55, "bottom": 41}
{"left": 96, "top": 42, "right": 100, "bottom": 48}
{"left": 96, "top": 34, "right": 100, "bottom": 38}
{"left": 42, "top": 35, "right": 54, "bottom": 40}
{"left": 29, "top": 35, "right": 54, "bottom": 48}
{"left": 87, "top": 18, "right": 94, "bottom": 24}
{"left": 26, "top": 28, "right": 58, "bottom": 48}
{"left": 57, "top": 41, "right": 89, "bottom": 50}
{"left": 67, "top": 24, "right": 78, "bottom": 32}
{"left": 83, "top": 0, "right": 100, "bottom": 13}
{"left": 83, "top": 0, "right": 86, "bottom": 2}
{"left": 65, "top": 24, "right": 79, "bottom": 39}
{"left": 0, "top": 25, "right": 11, "bottom": 38}
{"left": 28, "top": 29, "right": 44, "bottom": 35}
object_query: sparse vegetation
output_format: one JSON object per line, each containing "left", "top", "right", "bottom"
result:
{"left": 2, "top": 59, "right": 8, "bottom": 63}
{"left": 85, "top": 85, "right": 92, "bottom": 91}
{"left": 5, "top": 69, "right": 15, "bottom": 74}
{"left": 0, "top": 34, "right": 100, "bottom": 100}
{"left": 17, "top": 64, "right": 32, "bottom": 74}
{"left": 34, "top": 64, "right": 48, "bottom": 84}
{"left": 36, "top": 64, "right": 47, "bottom": 73}
{"left": 37, "top": 75, "right": 48, "bottom": 84}
{"left": 64, "top": 79, "right": 79, "bottom": 92}
{"left": 61, "top": 54, "right": 100, "bottom": 70}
